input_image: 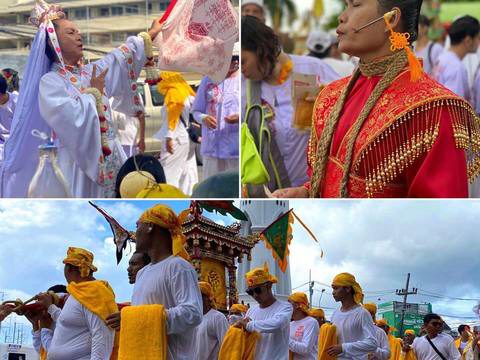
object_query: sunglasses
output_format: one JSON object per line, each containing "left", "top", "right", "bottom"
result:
{"left": 246, "top": 285, "right": 265, "bottom": 296}
{"left": 431, "top": 321, "right": 443, "bottom": 327}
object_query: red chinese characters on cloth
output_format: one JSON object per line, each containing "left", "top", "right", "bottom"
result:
{"left": 306, "top": 71, "right": 479, "bottom": 198}
{"left": 154, "top": 0, "right": 238, "bottom": 83}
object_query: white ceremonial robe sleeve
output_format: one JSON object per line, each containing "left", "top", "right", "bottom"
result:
{"left": 83, "top": 305, "right": 115, "bottom": 360}
{"left": 32, "top": 330, "right": 41, "bottom": 353}
{"left": 213, "top": 312, "right": 229, "bottom": 345}
{"left": 447, "top": 339, "right": 462, "bottom": 360}
{"left": 40, "top": 328, "right": 54, "bottom": 351}
{"left": 245, "top": 304, "right": 293, "bottom": 333}
{"left": 47, "top": 304, "right": 62, "bottom": 322}
{"left": 341, "top": 310, "right": 378, "bottom": 357}
{"left": 92, "top": 36, "right": 146, "bottom": 117}
{"left": 374, "top": 330, "right": 390, "bottom": 360}
{"left": 289, "top": 321, "right": 320, "bottom": 355}
{"left": 165, "top": 269, "right": 203, "bottom": 335}
{"left": 39, "top": 75, "right": 102, "bottom": 183}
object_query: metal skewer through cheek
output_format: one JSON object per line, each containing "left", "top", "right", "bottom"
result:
{"left": 353, "top": 10, "right": 396, "bottom": 33}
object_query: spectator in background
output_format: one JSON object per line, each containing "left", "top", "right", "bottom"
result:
{"left": 414, "top": 15, "right": 444, "bottom": 76}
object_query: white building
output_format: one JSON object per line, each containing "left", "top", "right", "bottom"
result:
{"left": 237, "top": 200, "right": 292, "bottom": 305}
{"left": 0, "top": 343, "right": 37, "bottom": 360}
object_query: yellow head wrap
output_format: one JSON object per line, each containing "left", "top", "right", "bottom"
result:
{"left": 309, "top": 308, "right": 325, "bottom": 319}
{"left": 199, "top": 281, "right": 216, "bottom": 309}
{"left": 376, "top": 319, "right": 389, "bottom": 327}
{"left": 157, "top": 72, "right": 195, "bottom": 131}
{"left": 363, "top": 303, "right": 377, "bottom": 319}
{"left": 138, "top": 204, "right": 189, "bottom": 260}
{"left": 63, "top": 247, "right": 98, "bottom": 278}
{"left": 245, "top": 262, "right": 278, "bottom": 288}
{"left": 404, "top": 329, "right": 415, "bottom": 336}
{"left": 230, "top": 304, "right": 248, "bottom": 314}
{"left": 288, "top": 292, "right": 310, "bottom": 314}
{"left": 332, "top": 272, "right": 364, "bottom": 304}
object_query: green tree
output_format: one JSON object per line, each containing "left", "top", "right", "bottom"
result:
{"left": 264, "top": 0, "right": 298, "bottom": 31}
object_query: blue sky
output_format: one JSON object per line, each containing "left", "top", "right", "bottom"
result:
{"left": 1, "top": 200, "right": 479, "bottom": 345}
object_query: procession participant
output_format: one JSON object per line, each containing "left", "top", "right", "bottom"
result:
{"left": 364, "top": 303, "right": 390, "bottom": 360}
{"left": 127, "top": 251, "right": 150, "bottom": 284}
{"left": 37, "top": 247, "right": 117, "bottom": 360}
{"left": 192, "top": 44, "right": 240, "bottom": 180}
{"left": 241, "top": 16, "right": 339, "bottom": 195}
{"left": 195, "top": 281, "right": 229, "bottom": 360}
{"left": 156, "top": 72, "right": 198, "bottom": 195}
{"left": 328, "top": 273, "right": 378, "bottom": 359}
{"left": 241, "top": 0, "right": 266, "bottom": 23}
{"left": 0, "top": 74, "right": 17, "bottom": 164}
{"left": 288, "top": 292, "right": 319, "bottom": 360}
{"left": 106, "top": 204, "right": 203, "bottom": 360}
{"left": 1, "top": 0, "right": 164, "bottom": 197}
{"left": 273, "top": 0, "right": 480, "bottom": 198}
{"left": 309, "top": 307, "right": 326, "bottom": 327}
{"left": 234, "top": 263, "right": 293, "bottom": 360}
{"left": 228, "top": 303, "right": 248, "bottom": 325}
{"left": 414, "top": 15, "right": 443, "bottom": 76}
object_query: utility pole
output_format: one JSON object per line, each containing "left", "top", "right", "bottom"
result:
{"left": 396, "top": 273, "right": 418, "bottom": 336}
{"left": 318, "top": 288, "right": 325, "bottom": 307}
{"left": 308, "top": 270, "right": 314, "bottom": 305}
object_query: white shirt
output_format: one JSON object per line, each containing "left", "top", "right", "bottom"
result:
{"left": 289, "top": 316, "right": 320, "bottom": 360}
{"left": 331, "top": 305, "right": 378, "bottom": 359}
{"left": 433, "top": 50, "right": 471, "bottom": 102}
{"left": 47, "top": 296, "right": 115, "bottom": 360}
{"left": 194, "top": 308, "right": 229, "bottom": 360}
{"left": 0, "top": 91, "right": 17, "bottom": 136}
{"left": 413, "top": 333, "right": 461, "bottom": 360}
{"left": 322, "top": 57, "right": 356, "bottom": 78}
{"left": 372, "top": 326, "right": 390, "bottom": 360}
{"left": 245, "top": 299, "right": 293, "bottom": 360}
{"left": 132, "top": 256, "right": 203, "bottom": 360}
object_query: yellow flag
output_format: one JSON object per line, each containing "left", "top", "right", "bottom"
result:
{"left": 313, "top": 0, "right": 324, "bottom": 18}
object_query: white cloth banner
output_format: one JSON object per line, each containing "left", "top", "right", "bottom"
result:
{"left": 155, "top": 0, "right": 238, "bottom": 83}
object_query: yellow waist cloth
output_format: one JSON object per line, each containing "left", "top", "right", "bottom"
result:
{"left": 118, "top": 304, "right": 167, "bottom": 360}
{"left": 318, "top": 324, "right": 338, "bottom": 360}
{"left": 388, "top": 335, "right": 403, "bottom": 360}
{"left": 401, "top": 349, "right": 417, "bottom": 360}
{"left": 218, "top": 326, "right": 261, "bottom": 360}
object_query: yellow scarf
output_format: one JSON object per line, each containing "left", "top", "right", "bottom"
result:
{"left": 218, "top": 326, "right": 261, "bottom": 360}
{"left": 40, "top": 346, "right": 47, "bottom": 360}
{"left": 118, "top": 305, "right": 167, "bottom": 360}
{"left": 318, "top": 323, "right": 338, "bottom": 360}
{"left": 67, "top": 280, "right": 119, "bottom": 359}
{"left": 157, "top": 72, "right": 195, "bottom": 131}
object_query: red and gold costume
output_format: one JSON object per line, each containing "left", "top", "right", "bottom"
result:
{"left": 306, "top": 50, "right": 480, "bottom": 197}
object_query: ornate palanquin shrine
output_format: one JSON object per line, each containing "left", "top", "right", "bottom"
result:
{"left": 181, "top": 203, "right": 258, "bottom": 311}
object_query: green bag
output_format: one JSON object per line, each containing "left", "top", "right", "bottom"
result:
{"left": 241, "top": 118, "right": 270, "bottom": 184}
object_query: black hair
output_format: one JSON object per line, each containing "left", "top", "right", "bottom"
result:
{"left": 449, "top": 16, "right": 480, "bottom": 45}
{"left": 458, "top": 324, "right": 470, "bottom": 333}
{"left": 423, "top": 313, "right": 442, "bottom": 324}
{"left": 241, "top": 15, "right": 281, "bottom": 79}
{"left": 308, "top": 46, "right": 332, "bottom": 59}
{"left": 133, "top": 251, "right": 151, "bottom": 265}
{"left": 115, "top": 154, "right": 167, "bottom": 198}
{"left": 418, "top": 15, "right": 430, "bottom": 27}
{"left": 377, "top": 0, "right": 423, "bottom": 42}
{"left": 0, "top": 74, "right": 6, "bottom": 94}
{"left": 47, "top": 284, "right": 67, "bottom": 293}
{"left": 45, "top": 20, "right": 59, "bottom": 63}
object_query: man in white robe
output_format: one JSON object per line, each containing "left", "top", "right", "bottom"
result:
{"left": 127, "top": 251, "right": 150, "bottom": 284}
{"left": 37, "top": 247, "right": 116, "bottom": 360}
{"left": 363, "top": 303, "right": 390, "bottom": 360}
{"left": 195, "top": 281, "right": 229, "bottom": 360}
{"left": 327, "top": 273, "right": 378, "bottom": 360}
{"left": 288, "top": 292, "right": 319, "bottom": 360}
{"left": 155, "top": 73, "right": 198, "bottom": 194}
{"left": 106, "top": 204, "right": 203, "bottom": 360}
{"left": 234, "top": 263, "right": 293, "bottom": 360}
{"left": 1, "top": 1, "right": 164, "bottom": 198}
{"left": 411, "top": 313, "right": 460, "bottom": 360}
{"left": 433, "top": 16, "right": 480, "bottom": 104}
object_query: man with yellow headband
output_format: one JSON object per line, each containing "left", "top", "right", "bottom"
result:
{"left": 288, "top": 292, "right": 319, "bottom": 360}
{"left": 364, "top": 303, "right": 390, "bottom": 360}
{"left": 401, "top": 329, "right": 416, "bottom": 360}
{"left": 106, "top": 204, "right": 202, "bottom": 359}
{"left": 328, "top": 273, "right": 378, "bottom": 359}
{"left": 194, "top": 281, "right": 229, "bottom": 360}
{"left": 309, "top": 308, "right": 326, "bottom": 328}
{"left": 37, "top": 247, "right": 116, "bottom": 360}
{"left": 234, "top": 263, "right": 293, "bottom": 360}
{"left": 228, "top": 303, "right": 248, "bottom": 325}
